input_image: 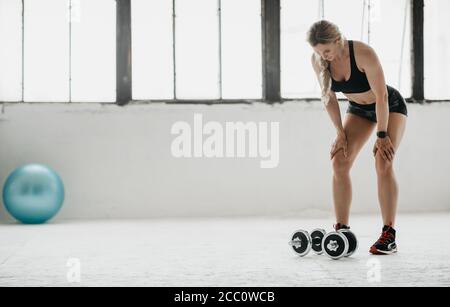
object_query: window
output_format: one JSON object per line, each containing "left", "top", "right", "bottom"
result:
{"left": 24, "top": 0, "right": 70, "bottom": 102}
{"left": 0, "top": 0, "right": 116, "bottom": 103}
{"left": 132, "top": 0, "right": 174, "bottom": 100}
{"left": 425, "top": 0, "right": 450, "bottom": 100}
{"left": 70, "top": 0, "right": 116, "bottom": 102}
{"left": 281, "top": 0, "right": 320, "bottom": 98}
{"left": 369, "top": 0, "right": 411, "bottom": 98}
{"left": 221, "top": 0, "right": 262, "bottom": 99}
{"left": 132, "top": 0, "right": 262, "bottom": 100}
{"left": 0, "top": 0, "right": 447, "bottom": 103}
{"left": 0, "top": 0, "right": 22, "bottom": 102}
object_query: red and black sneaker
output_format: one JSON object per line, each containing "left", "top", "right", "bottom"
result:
{"left": 370, "top": 225, "right": 397, "bottom": 255}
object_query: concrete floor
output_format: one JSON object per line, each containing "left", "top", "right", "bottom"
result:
{"left": 0, "top": 213, "right": 449, "bottom": 287}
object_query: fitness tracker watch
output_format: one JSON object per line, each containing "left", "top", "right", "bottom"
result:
{"left": 377, "top": 131, "right": 388, "bottom": 139}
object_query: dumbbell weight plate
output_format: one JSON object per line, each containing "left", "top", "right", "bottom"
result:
{"left": 322, "top": 231, "right": 349, "bottom": 260}
{"left": 310, "top": 229, "right": 326, "bottom": 255}
{"left": 289, "top": 230, "right": 311, "bottom": 257}
{"left": 339, "top": 229, "right": 358, "bottom": 257}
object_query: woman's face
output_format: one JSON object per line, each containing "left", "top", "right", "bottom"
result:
{"left": 313, "top": 40, "right": 341, "bottom": 62}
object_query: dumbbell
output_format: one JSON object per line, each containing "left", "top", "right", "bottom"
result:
{"left": 321, "top": 229, "right": 358, "bottom": 260}
{"left": 289, "top": 228, "right": 358, "bottom": 260}
{"left": 289, "top": 229, "right": 327, "bottom": 257}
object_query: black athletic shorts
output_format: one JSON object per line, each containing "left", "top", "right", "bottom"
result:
{"left": 346, "top": 85, "right": 408, "bottom": 123}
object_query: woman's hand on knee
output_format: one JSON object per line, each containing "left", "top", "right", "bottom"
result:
{"left": 330, "top": 131, "right": 348, "bottom": 160}
{"left": 373, "top": 136, "right": 395, "bottom": 162}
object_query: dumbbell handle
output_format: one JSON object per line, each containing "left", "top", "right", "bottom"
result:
{"left": 312, "top": 237, "right": 322, "bottom": 245}
{"left": 289, "top": 237, "right": 322, "bottom": 247}
{"left": 288, "top": 240, "right": 303, "bottom": 247}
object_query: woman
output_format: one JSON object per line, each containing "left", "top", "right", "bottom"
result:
{"left": 307, "top": 20, "right": 408, "bottom": 255}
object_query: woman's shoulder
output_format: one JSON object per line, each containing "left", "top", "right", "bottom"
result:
{"left": 352, "top": 40, "right": 376, "bottom": 56}
{"left": 351, "top": 40, "right": 378, "bottom": 65}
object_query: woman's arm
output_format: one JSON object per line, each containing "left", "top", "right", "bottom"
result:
{"left": 311, "top": 54, "right": 345, "bottom": 135}
{"left": 359, "top": 45, "right": 388, "bottom": 133}
{"left": 359, "top": 45, "right": 395, "bottom": 161}
{"left": 324, "top": 92, "right": 345, "bottom": 135}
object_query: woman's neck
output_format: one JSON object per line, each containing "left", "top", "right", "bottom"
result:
{"left": 334, "top": 40, "right": 348, "bottom": 62}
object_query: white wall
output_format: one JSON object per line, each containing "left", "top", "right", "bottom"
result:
{"left": 0, "top": 101, "right": 448, "bottom": 222}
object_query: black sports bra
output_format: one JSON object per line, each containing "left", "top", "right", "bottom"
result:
{"left": 329, "top": 40, "right": 371, "bottom": 94}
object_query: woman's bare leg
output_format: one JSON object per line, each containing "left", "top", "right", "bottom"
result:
{"left": 375, "top": 113, "right": 407, "bottom": 228}
{"left": 332, "top": 114, "right": 376, "bottom": 225}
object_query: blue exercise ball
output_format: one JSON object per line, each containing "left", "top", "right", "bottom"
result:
{"left": 2, "top": 164, "right": 65, "bottom": 224}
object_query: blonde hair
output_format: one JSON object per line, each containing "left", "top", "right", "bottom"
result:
{"left": 307, "top": 20, "right": 344, "bottom": 106}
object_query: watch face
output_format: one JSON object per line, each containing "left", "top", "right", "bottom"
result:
{"left": 377, "top": 132, "right": 387, "bottom": 138}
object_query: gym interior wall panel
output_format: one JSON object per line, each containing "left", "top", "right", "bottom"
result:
{"left": 132, "top": 0, "right": 173, "bottom": 100}
{"left": 175, "top": 0, "right": 220, "bottom": 99}
{"left": 70, "top": 0, "right": 116, "bottom": 102}
{"left": 0, "top": 102, "right": 448, "bottom": 220}
{"left": 0, "top": 0, "right": 22, "bottom": 102}
{"left": 221, "top": 0, "right": 262, "bottom": 99}
{"left": 370, "top": 0, "right": 411, "bottom": 98}
{"left": 280, "top": 0, "right": 321, "bottom": 99}
{"left": 23, "top": 0, "right": 70, "bottom": 102}
{"left": 425, "top": 0, "right": 450, "bottom": 100}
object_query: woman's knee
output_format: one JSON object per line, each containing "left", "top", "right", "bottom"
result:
{"left": 375, "top": 151, "right": 394, "bottom": 176}
{"left": 332, "top": 151, "right": 353, "bottom": 177}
